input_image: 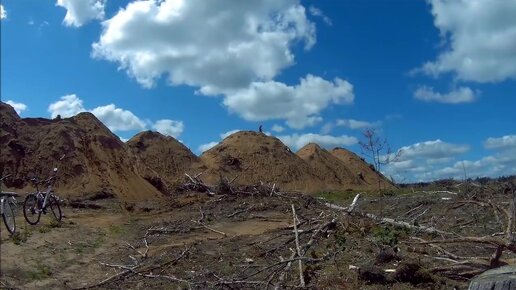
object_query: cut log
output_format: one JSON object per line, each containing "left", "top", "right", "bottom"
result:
{"left": 468, "top": 265, "right": 516, "bottom": 290}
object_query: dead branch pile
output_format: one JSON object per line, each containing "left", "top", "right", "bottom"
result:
{"left": 179, "top": 172, "right": 280, "bottom": 197}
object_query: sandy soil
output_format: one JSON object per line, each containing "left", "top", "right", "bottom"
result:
{"left": 1, "top": 188, "right": 512, "bottom": 290}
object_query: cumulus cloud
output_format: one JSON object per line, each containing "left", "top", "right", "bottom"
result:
{"left": 414, "top": 86, "right": 477, "bottom": 104}
{"left": 420, "top": 0, "right": 516, "bottom": 82}
{"left": 385, "top": 136, "right": 516, "bottom": 182}
{"left": 56, "top": 0, "right": 106, "bottom": 27}
{"left": 271, "top": 124, "right": 285, "bottom": 133}
{"left": 198, "top": 142, "right": 219, "bottom": 153}
{"left": 91, "top": 104, "right": 146, "bottom": 132}
{"left": 198, "top": 129, "right": 243, "bottom": 153}
{"left": 152, "top": 119, "right": 184, "bottom": 138}
{"left": 278, "top": 133, "right": 357, "bottom": 151}
{"left": 321, "top": 118, "right": 379, "bottom": 134}
{"left": 220, "top": 130, "right": 241, "bottom": 139}
{"left": 222, "top": 75, "right": 353, "bottom": 129}
{"left": 48, "top": 94, "right": 183, "bottom": 135}
{"left": 396, "top": 139, "right": 470, "bottom": 161}
{"left": 309, "top": 6, "right": 332, "bottom": 26}
{"left": 92, "top": 1, "right": 352, "bottom": 128}
{"left": 484, "top": 135, "right": 516, "bottom": 150}
{"left": 5, "top": 100, "right": 28, "bottom": 114}
{"left": 382, "top": 139, "right": 471, "bottom": 182}
{"left": 1, "top": 5, "right": 7, "bottom": 20}
{"left": 433, "top": 151, "right": 516, "bottom": 179}
{"left": 48, "top": 94, "right": 86, "bottom": 118}
{"left": 93, "top": 0, "right": 315, "bottom": 90}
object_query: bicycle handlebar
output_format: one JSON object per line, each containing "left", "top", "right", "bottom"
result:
{"left": 29, "top": 175, "right": 56, "bottom": 185}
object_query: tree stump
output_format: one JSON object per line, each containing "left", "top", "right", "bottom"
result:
{"left": 468, "top": 265, "right": 516, "bottom": 290}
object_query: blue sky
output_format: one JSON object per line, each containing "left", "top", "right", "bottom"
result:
{"left": 1, "top": 0, "right": 515, "bottom": 182}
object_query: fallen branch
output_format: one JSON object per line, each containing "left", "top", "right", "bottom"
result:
{"left": 191, "top": 220, "right": 227, "bottom": 237}
{"left": 291, "top": 204, "right": 305, "bottom": 287}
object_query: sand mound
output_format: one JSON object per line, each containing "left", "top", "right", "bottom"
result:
{"left": 331, "top": 147, "right": 394, "bottom": 190}
{"left": 0, "top": 102, "right": 163, "bottom": 201}
{"left": 127, "top": 131, "right": 201, "bottom": 187}
{"left": 296, "top": 143, "right": 363, "bottom": 191}
{"left": 200, "top": 131, "right": 325, "bottom": 192}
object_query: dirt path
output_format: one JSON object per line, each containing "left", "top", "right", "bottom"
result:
{"left": 0, "top": 202, "right": 290, "bottom": 290}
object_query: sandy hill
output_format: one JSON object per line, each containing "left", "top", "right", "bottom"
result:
{"left": 126, "top": 131, "right": 201, "bottom": 187}
{"left": 0, "top": 102, "right": 163, "bottom": 201}
{"left": 296, "top": 143, "right": 363, "bottom": 191}
{"left": 200, "top": 131, "right": 325, "bottom": 192}
{"left": 331, "top": 147, "right": 395, "bottom": 190}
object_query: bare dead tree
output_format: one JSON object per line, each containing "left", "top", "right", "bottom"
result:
{"left": 359, "top": 128, "right": 400, "bottom": 216}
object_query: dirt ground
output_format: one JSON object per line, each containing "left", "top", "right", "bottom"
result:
{"left": 0, "top": 187, "right": 513, "bottom": 289}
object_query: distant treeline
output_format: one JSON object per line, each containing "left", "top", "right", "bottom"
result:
{"left": 399, "top": 175, "right": 516, "bottom": 188}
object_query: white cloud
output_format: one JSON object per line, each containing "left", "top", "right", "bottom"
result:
{"left": 198, "top": 129, "right": 242, "bottom": 153}
{"left": 48, "top": 94, "right": 86, "bottom": 118}
{"left": 5, "top": 100, "right": 28, "bottom": 114}
{"left": 271, "top": 124, "right": 285, "bottom": 133}
{"left": 222, "top": 74, "right": 353, "bottom": 129}
{"left": 220, "top": 130, "right": 241, "bottom": 139}
{"left": 433, "top": 150, "right": 516, "bottom": 179}
{"left": 91, "top": 1, "right": 353, "bottom": 127}
{"left": 278, "top": 133, "right": 357, "bottom": 151}
{"left": 321, "top": 118, "right": 379, "bottom": 134}
{"left": 396, "top": 139, "right": 470, "bottom": 161}
{"left": 48, "top": 94, "right": 182, "bottom": 134}
{"left": 421, "top": 0, "right": 516, "bottom": 82}
{"left": 384, "top": 137, "right": 516, "bottom": 182}
{"left": 152, "top": 119, "right": 184, "bottom": 138}
{"left": 484, "top": 135, "right": 516, "bottom": 150}
{"left": 1, "top": 5, "right": 7, "bottom": 20}
{"left": 56, "top": 0, "right": 105, "bottom": 27}
{"left": 414, "top": 86, "right": 476, "bottom": 104}
{"left": 198, "top": 142, "right": 219, "bottom": 153}
{"left": 93, "top": 0, "right": 315, "bottom": 90}
{"left": 91, "top": 104, "right": 146, "bottom": 132}
{"left": 309, "top": 6, "right": 332, "bottom": 26}
{"left": 383, "top": 139, "right": 473, "bottom": 182}
{"left": 336, "top": 119, "right": 380, "bottom": 130}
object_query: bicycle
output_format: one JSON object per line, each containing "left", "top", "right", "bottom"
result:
{"left": 1, "top": 174, "right": 18, "bottom": 235}
{"left": 23, "top": 167, "right": 63, "bottom": 225}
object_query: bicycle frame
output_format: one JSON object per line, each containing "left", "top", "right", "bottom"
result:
{"left": 34, "top": 178, "right": 56, "bottom": 211}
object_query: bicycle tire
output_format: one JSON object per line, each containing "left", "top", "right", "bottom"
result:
{"left": 23, "top": 194, "right": 41, "bottom": 225}
{"left": 2, "top": 200, "right": 16, "bottom": 235}
{"left": 48, "top": 195, "right": 62, "bottom": 221}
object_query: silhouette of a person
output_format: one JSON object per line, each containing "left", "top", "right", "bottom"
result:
{"left": 259, "top": 125, "right": 263, "bottom": 133}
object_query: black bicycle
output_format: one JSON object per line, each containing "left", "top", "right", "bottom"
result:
{"left": 23, "top": 168, "right": 62, "bottom": 225}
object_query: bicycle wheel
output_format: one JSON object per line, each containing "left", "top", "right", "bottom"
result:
{"left": 23, "top": 194, "right": 41, "bottom": 225}
{"left": 48, "top": 195, "right": 62, "bottom": 221}
{"left": 2, "top": 200, "right": 16, "bottom": 235}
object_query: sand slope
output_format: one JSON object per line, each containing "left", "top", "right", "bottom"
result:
{"left": 331, "top": 147, "right": 395, "bottom": 190}
{"left": 200, "top": 131, "right": 325, "bottom": 192}
{"left": 0, "top": 102, "right": 162, "bottom": 201}
{"left": 127, "top": 131, "right": 201, "bottom": 187}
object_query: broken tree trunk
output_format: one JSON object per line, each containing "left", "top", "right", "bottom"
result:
{"left": 325, "top": 196, "right": 453, "bottom": 236}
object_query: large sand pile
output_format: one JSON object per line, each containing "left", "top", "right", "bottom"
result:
{"left": 331, "top": 147, "right": 395, "bottom": 190}
{"left": 126, "top": 131, "right": 201, "bottom": 187}
{"left": 200, "top": 131, "right": 325, "bottom": 192}
{"left": 296, "top": 143, "right": 363, "bottom": 191}
{"left": 0, "top": 102, "right": 163, "bottom": 201}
